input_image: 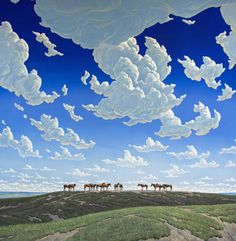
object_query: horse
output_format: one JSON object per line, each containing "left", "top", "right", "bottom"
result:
{"left": 102, "top": 183, "right": 111, "bottom": 191}
{"left": 138, "top": 184, "right": 148, "bottom": 191}
{"left": 114, "top": 183, "right": 123, "bottom": 191}
{"left": 163, "top": 184, "right": 172, "bottom": 191}
{"left": 64, "top": 183, "right": 76, "bottom": 191}
{"left": 96, "top": 183, "right": 105, "bottom": 191}
{"left": 151, "top": 183, "right": 163, "bottom": 191}
{"left": 84, "top": 183, "right": 93, "bottom": 191}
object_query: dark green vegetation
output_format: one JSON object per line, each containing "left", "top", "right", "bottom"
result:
{"left": 0, "top": 204, "right": 236, "bottom": 241}
{"left": 0, "top": 191, "right": 236, "bottom": 226}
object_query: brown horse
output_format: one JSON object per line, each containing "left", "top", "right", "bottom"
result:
{"left": 96, "top": 183, "right": 105, "bottom": 191}
{"left": 64, "top": 184, "right": 76, "bottom": 191}
{"left": 151, "top": 183, "right": 163, "bottom": 191}
{"left": 163, "top": 184, "right": 172, "bottom": 191}
{"left": 84, "top": 183, "right": 93, "bottom": 191}
{"left": 102, "top": 183, "right": 111, "bottom": 191}
{"left": 138, "top": 184, "right": 148, "bottom": 191}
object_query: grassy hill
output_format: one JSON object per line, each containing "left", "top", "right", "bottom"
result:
{"left": 0, "top": 203, "right": 236, "bottom": 241}
{"left": 0, "top": 191, "right": 236, "bottom": 226}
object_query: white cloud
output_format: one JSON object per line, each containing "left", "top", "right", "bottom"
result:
{"left": 45, "top": 148, "right": 51, "bottom": 153}
{"left": 131, "top": 137, "right": 168, "bottom": 153}
{"left": 225, "top": 160, "right": 236, "bottom": 168}
{"left": 62, "top": 84, "right": 68, "bottom": 96}
{"left": 33, "top": 31, "right": 63, "bottom": 57}
{"left": 200, "top": 176, "right": 213, "bottom": 180}
{"left": 0, "top": 22, "right": 60, "bottom": 105}
{"left": 10, "top": 0, "right": 20, "bottom": 3}
{"left": 83, "top": 37, "right": 185, "bottom": 126}
{"left": 161, "top": 164, "right": 187, "bottom": 178}
{"left": 2, "top": 168, "right": 16, "bottom": 173}
{"left": 189, "top": 158, "right": 220, "bottom": 168}
{"left": 136, "top": 170, "right": 144, "bottom": 175}
{"left": 34, "top": 0, "right": 232, "bottom": 49}
{"left": 217, "top": 83, "right": 236, "bottom": 101}
{"left": 103, "top": 150, "right": 149, "bottom": 168}
{"left": 81, "top": 70, "right": 90, "bottom": 85}
{"left": 23, "top": 164, "right": 36, "bottom": 171}
{"left": 49, "top": 146, "right": 85, "bottom": 161}
{"left": 23, "top": 114, "right": 27, "bottom": 119}
{"left": 0, "top": 126, "right": 41, "bottom": 158}
{"left": 178, "top": 56, "right": 224, "bottom": 89}
{"left": 30, "top": 114, "right": 95, "bottom": 150}
{"left": 168, "top": 145, "right": 210, "bottom": 160}
{"left": 86, "top": 165, "right": 110, "bottom": 173}
{"left": 1, "top": 120, "right": 6, "bottom": 126}
{"left": 66, "top": 168, "right": 90, "bottom": 177}
{"left": 40, "top": 166, "right": 56, "bottom": 172}
{"left": 224, "top": 177, "right": 236, "bottom": 183}
{"left": 220, "top": 140, "right": 236, "bottom": 154}
{"left": 14, "top": 103, "right": 24, "bottom": 112}
{"left": 34, "top": 172, "right": 46, "bottom": 180}
{"left": 63, "top": 103, "right": 83, "bottom": 122}
{"left": 182, "top": 19, "right": 195, "bottom": 25}
{"left": 143, "top": 174, "right": 159, "bottom": 180}
{"left": 157, "top": 102, "right": 221, "bottom": 139}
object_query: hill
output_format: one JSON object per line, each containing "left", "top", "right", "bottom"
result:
{"left": 0, "top": 204, "right": 236, "bottom": 241}
{"left": 0, "top": 191, "right": 236, "bottom": 226}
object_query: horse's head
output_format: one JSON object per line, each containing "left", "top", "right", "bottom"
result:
{"left": 151, "top": 183, "right": 154, "bottom": 187}
{"left": 108, "top": 183, "right": 111, "bottom": 187}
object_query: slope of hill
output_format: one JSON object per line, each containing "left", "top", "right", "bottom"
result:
{"left": 0, "top": 191, "right": 236, "bottom": 226}
{"left": 0, "top": 204, "right": 236, "bottom": 241}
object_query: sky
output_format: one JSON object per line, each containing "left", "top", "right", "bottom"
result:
{"left": 0, "top": 0, "right": 236, "bottom": 193}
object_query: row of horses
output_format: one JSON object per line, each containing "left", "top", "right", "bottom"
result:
{"left": 63, "top": 183, "right": 172, "bottom": 191}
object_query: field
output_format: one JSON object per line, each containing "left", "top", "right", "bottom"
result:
{"left": 0, "top": 191, "right": 236, "bottom": 241}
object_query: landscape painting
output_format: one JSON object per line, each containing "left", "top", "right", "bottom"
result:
{"left": 0, "top": 0, "right": 236, "bottom": 240}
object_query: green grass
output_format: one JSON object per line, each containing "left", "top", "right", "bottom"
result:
{"left": 0, "top": 204, "right": 235, "bottom": 241}
{"left": 0, "top": 191, "right": 236, "bottom": 226}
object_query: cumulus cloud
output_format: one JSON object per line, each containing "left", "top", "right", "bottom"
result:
{"left": 168, "top": 145, "right": 210, "bottom": 160}
{"left": 0, "top": 126, "right": 41, "bottom": 158}
{"left": 143, "top": 174, "right": 159, "bottom": 180}
{"left": 63, "top": 103, "right": 83, "bottom": 122}
{"left": 40, "top": 166, "right": 55, "bottom": 172}
{"left": 224, "top": 177, "right": 236, "bottom": 183}
{"left": 49, "top": 146, "right": 85, "bottom": 161}
{"left": 0, "top": 22, "right": 60, "bottom": 105}
{"left": 66, "top": 168, "right": 90, "bottom": 177}
{"left": 14, "top": 103, "right": 24, "bottom": 112}
{"left": 85, "top": 165, "right": 110, "bottom": 173}
{"left": 30, "top": 114, "right": 95, "bottom": 150}
{"left": 33, "top": 31, "right": 63, "bottom": 57}
{"left": 161, "top": 164, "right": 187, "bottom": 178}
{"left": 2, "top": 168, "right": 16, "bottom": 173}
{"left": 62, "top": 84, "right": 68, "bottom": 96}
{"left": 157, "top": 102, "right": 221, "bottom": 139}
{"left": 131, "top": 137, "right": 168, "bottom": 153}
{"left": 220, "top": 140, "right": 236, "bottom": 154}
{"left": 34, "top": 0, "right": 232, "bottom": 49}
{"left": 83, "top": 37, "right": 185, "bottom": 126}
{"left": 178, "top": 56, "right": 225, "bottom": 89}
{"left": 182, "top": 19, "right": 195, "bottom": 25}
{"left": 200, "top": 176, "right": 213, "bottom": 180}
{"left": 103, "top": 150, "right": 149, "bottom": 168}
{"left": 81, "top": 70, "right": 90, "bottom": 85}
{"left": 189, "top": 158, "right": 220, "bottom": 168}
{"left": 23, "top": 164, "right": 36, "bottom": 171}
{"left": 224, "top": 160, "right": 236, "bottom": 168}
{"left": 217, "top": 84, "right": 236, "bottom": 101}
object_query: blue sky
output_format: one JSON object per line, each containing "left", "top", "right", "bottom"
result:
{"left": 0, "top": 0, "right": 236, "bottom": 193}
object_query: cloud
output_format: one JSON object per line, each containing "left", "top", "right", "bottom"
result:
{"left": 10, "top": 0, "right": 20, "bottom": 3}
{"left": 62, "top": 84, "right": 68, "bottom": 96}
{"left": 224, "top": 160, "right": 236, "bottom": 168}
{"left": 0, "top": 21, "right": 60, "bottom": 105}
{"left": 81, "top": 70, "right": 90, "bottom": 85}
{"left": 157, "top": 102, "right": 221, "bottom": 139}
{"left": 66, "top": 168, "right": 90, "bottom": 177}
{"left": 178, "top": 56, "right": 224, "bottom": 89}
{"left": 30, "top": 114, "right": 95, "bottom": 150}
{"left": 168, "top": 145, "right": 210, "bottom": 160}
{"left": 23, "top": 114, "right": 27, "bottom": 119}
{"left": 85, "top": 165, "right": 110, "bottom": 173}
{"left": 83, "top": 37, "right": 185, "bottom": 126}
{"left": 22, "top": 164, "right": 36, "bottom": 171}
{"left": 1, "top": 120, "right": 6, "bottom": 126}
{"left": 34, "top": 0, "right": 232, "bottom": 49}
{"left": 40, "top": 166, "right": 56, "bottom": 172}
{"left": 189, "top": 158, "right": 220, "bottom": 168}
{"left": 220, "top": 140, "right": 236, "bottom": 154}
{"left": 161, "top": 164, "right": 188, "bottom": 178}
{"left": 63, "top": 103, "right": 83, "bottom": 122}
{"left": 33, "top": 31, "right": 63, "bottom": 57}
{"left": 103, "top": 150, "right": 149, "bottom": 168}
{"left": 217, "top": 84, "right": 236, "bottom": 101}
{"left": 182, "top": 19, "right": 195, "bottom": 25}
{"left": 131, "top": 137, "right": 168, "bottom": 153}
{"left": 143, "top": 174, "right": 159, "bottom": 180}
{"left": 14, "top": 103, "right": 24, "bottom": 112}
{"left": 45, "top": 148, "right": 51, "bottom": 153}
{"left": 200, "top": 176, "right": 213, "bottom": 180}
{"left": 2, "top": 168, "right": 16, "bottom": 173}
{"left": 224, "top": 177, "right": 236, "bottom": 183}
{"left": 0, "top": 126, "right": 41, "bottom": 158}
{"left": 49, "top": 146, "right": 85, "bottom": 161}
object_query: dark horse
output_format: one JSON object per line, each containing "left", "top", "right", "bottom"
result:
{"left": 63, "top": 183, "right": 76, "bottom": 191}
{"left": 114, "top": 183, "right": 123, "bottom": 191}
{"left": 162, "top": 184, "right": 172, "bottom": 191}
{"left": 138, "top": 183, "right": 148, "bottom": 191}
{"left": 151, "top": 183, "right": 163, "bottom": 191}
